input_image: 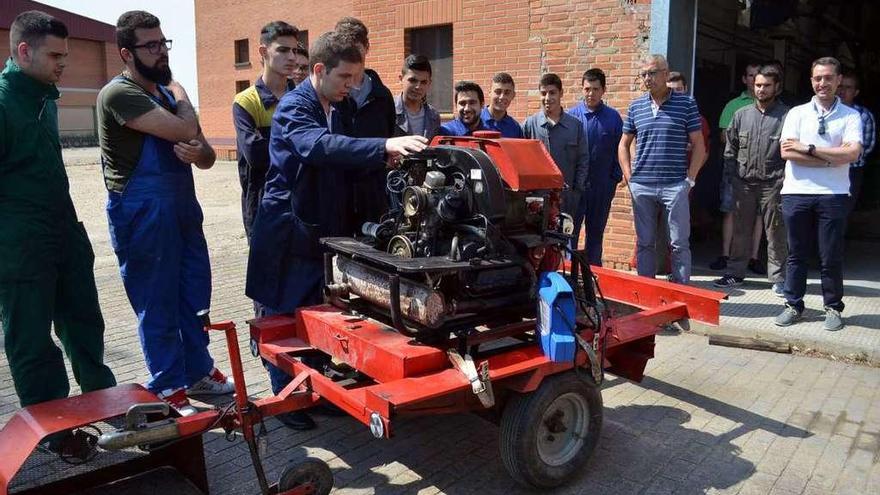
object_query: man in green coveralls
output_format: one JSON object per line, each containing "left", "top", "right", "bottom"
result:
{"left": 0, "top": 11, "right": 116, "bottom": 412}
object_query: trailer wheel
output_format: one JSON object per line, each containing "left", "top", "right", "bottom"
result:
{"left": 500, "top": 372, "right": 603, "bottom": 488}
{"left": 277, "top": 458, "right": 333, "bottom": 495}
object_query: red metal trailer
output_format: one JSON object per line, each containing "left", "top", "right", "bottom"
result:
{"left": 0, "top": 266, "right": 723, "bottom": 494}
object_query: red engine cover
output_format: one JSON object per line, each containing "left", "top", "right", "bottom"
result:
{"left": 431, "top": 133, "right": 565, "bottom": 191}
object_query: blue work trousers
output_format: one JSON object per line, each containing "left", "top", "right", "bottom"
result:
{"left": 573, "top": 181, "right": 617, "bottom": 266}
{"left": 630, "top": 180, "right": 692, "bottom": 284}
{"left": 107, "top": 134, "right": 214, "bottom": 394}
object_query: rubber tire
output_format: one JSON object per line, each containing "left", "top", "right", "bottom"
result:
{"left": 277, "top": 458, "right": 333, "bottom": 495}
{"left": 499, "top": 372, "right": 603, "bottom": 488}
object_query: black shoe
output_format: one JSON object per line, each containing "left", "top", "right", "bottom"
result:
{"left": 713, "top": 275, "right": 744, "bottom": 288}
{"left": 748, "top": 258, "right": 767, "bottom": 275}
{"left": 276, "top": 411, "right": 316, "bottom": 431}
{"left": 709, "top": 256, "right": 729, "bottom": 270}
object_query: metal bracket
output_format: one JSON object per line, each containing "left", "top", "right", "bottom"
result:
{"left": 447, "top": 350, "right": 495, "bottom": 408}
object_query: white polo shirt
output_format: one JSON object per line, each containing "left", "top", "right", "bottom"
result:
{"left": 780, "top": 96, "right": 862, "bottom": 195}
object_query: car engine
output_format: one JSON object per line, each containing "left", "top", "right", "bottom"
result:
{"left": 322, "top": 132, "right": 573, "bottom": 340}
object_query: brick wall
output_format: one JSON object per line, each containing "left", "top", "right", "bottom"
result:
{"left": 194, "top": 0, "right": 352, "bottom": 151}
{"left": 194, "top": 0, "right": 652, "bottom": 268}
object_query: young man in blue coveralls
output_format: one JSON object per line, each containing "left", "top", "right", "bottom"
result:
{"left": 97, "top": 11, "right": 233, "bottom": 416}
{"left": 567, "top": 68, "right": 624, "bottom": 266}
{"left": 245, "top": 30, "right": 427, "bottom": 429}
{"left": 234, "top": 20, "right": 314, "bottom": 429}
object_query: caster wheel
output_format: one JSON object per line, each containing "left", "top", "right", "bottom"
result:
{"left": 277, "top": 458, "right": 333, "bottom": 495}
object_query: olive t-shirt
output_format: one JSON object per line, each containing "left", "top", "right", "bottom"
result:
{"left": 96, "top": 76, "right": 172, "bottom": 192}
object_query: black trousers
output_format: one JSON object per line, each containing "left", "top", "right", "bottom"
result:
{"left": 781, "top": 194, "right": 849, "bottom": 312}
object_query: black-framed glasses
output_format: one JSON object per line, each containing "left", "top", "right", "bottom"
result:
{"left": 132, "top": 39, "right": 172, "bottom": 55}
{"left": 818, "top": 114, "right": 826, "bottom": 135}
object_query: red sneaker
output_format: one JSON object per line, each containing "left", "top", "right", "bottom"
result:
{"left": 158, "top": 388, "right": 198, "bottom": 416}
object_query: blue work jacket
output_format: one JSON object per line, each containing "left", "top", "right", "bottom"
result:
{"left": 567, "top": 101, "right": 624, "bottom": 186}
{"left": 438, "top": 117, "right": 487, "bottom": 136}
{"left": 245, "top": 77, "right": 386, "bottom": 309}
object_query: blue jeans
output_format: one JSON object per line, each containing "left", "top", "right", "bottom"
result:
{"left": 781, "top": 194, "right": 848, "bottom": 312}
{"left": 630, "top": 180, "right": 692, "bottom": 284}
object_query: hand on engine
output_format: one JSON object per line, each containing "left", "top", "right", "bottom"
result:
{"left": 386, "top": 135, "right": 428, "bottom": 157}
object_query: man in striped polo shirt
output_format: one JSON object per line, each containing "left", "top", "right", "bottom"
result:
{"left": 618, "top": 54, "right": 706, "bottom": 284}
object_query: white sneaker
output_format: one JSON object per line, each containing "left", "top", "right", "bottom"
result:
{"left": 187, "top": 368, "right": 235, "bottom": 396}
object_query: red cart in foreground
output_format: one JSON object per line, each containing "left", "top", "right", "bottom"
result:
{"left": 0, "top": 134, "right": 724, "bottom": 493}
{"left": 0, "top": 267, "right": 723, "bottom": 495}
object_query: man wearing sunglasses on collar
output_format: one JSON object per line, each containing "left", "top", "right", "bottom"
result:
{"left": 774, "top": 57, "right": 862, "bottom": 331}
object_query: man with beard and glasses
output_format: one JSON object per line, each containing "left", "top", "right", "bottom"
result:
{"left": 713, "top": 66, "right": 789, "bottom": 295}
{"left": 97, "top": 10, "right": 233, "bottom": 416}
{"left": 439, "top": 80, "right": 488, "bottom": 136}
{"left": 0, "top": 12, "right": 116, "bottom": 452}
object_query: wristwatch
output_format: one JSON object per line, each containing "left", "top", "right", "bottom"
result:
{"left": 686, "top": 177, "right": 696, "bottom": 187}
{"left": 807, "top": 144, "right": 816, "bottom": 156}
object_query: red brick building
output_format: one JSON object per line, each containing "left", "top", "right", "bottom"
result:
{"left": 1, "top": 0, "right": 119, "bottom": 144}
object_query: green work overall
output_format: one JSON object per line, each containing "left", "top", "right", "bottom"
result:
{"left": 0, "top": 58, "right": 116, "bottom": 408}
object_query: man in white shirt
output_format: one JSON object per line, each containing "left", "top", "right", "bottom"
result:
{"left": 774, "top": 57, "right": 862, "bottom": 331}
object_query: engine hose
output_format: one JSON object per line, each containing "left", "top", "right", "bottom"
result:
{"left": 450, "top": 223, "right": 492, "bottom": 252}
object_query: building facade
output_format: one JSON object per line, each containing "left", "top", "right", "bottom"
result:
{"left": 1, "top": 0, "right": 119, "bottom": 145}
{"left": 194, "top": 0, "right": 679, "bottom": 268}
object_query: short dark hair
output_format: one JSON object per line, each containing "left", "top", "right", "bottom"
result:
{"left": 292, "top": 45, "right": 309, "bottom": 59}
{"left": 755, "top": 65, "right": 782, "bottom": 84}
{"left": 335, "top": 17, "right": 369, "bottom": 50}
{"left": 539, "top": 73, "right": 562, "bottom": 92}
{"left": 310, "top": 30, "right": 363, "bottom": 73}
{"left": 492, "top": 72, "right": 515, "bottom": 87}
{"left": 260, "top": 21, "right": 299, "bottom": 46}
{"left": 582, "top": 68, "right": 606, "bottom": 88}
{"left": 116, "top": 10, "right": 160, "bottom": 51}
{"left": 745, "top": 62, "right": 761, "bottom": 73}
{"left": 811, "top": 56, "right": 842, "bottom": 76}
{"left": 454, "top": 80, "right": 484, "bottom": 105}
{"left": 401, "top": 54, "right": 432, "bottom": 76}
{"left": 841, "top": 69, "right": 860, "bottom": 89}
{"left": 10, "top": 10, "right": 68, "bottom": 58}
{"left": 667, "top": 71, "right": 687, "bottom": 86}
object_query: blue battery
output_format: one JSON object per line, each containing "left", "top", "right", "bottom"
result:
{"left": 536, "top": 272, "right": 577, "bottom": 363}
